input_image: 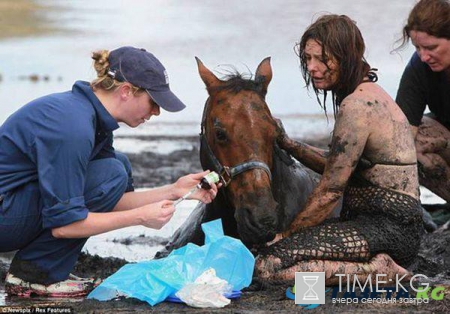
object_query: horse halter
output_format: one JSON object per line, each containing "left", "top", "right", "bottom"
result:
{"left": 200, "top": 99, "right": 272, "bottom": 187}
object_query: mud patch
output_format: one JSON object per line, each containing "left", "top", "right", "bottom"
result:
{"left": 127, "top": 146, "right": 202, "bottom": 189}
{"left": 111, "top": 235, "right": 168, "bottom": 247}
{"left": 72, "top": 253, "right": 128, "bottom": 280}
{"left": 410, "top": 226, "right": 450, "bottom": 283}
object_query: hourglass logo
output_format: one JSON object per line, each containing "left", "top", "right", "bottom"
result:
{"left": 295, "top": 272, "right": 325, "bottom": 304}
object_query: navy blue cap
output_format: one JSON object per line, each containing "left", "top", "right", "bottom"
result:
{"left": 108, "top": 46, "right": 186, "bottom": 112}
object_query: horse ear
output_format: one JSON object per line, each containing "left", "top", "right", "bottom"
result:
{"left": 195, "top": 57, "right": 221, "bottom": 93}
{"left": 255, "top": 57, "right": 272, "bottom": 96}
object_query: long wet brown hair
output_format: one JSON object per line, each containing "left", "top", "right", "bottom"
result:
{"left": 397, "top": 0, "right": 450, "bottom": 50}
{"left": 295, "top": 14, "right": 374, "bottom": 116}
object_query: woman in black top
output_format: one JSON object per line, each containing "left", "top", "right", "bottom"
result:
{"left": 396, "top": 0, "right": 450, "bottom": 203}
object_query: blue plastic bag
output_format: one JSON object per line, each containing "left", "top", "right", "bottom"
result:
{"left": 87, "top": 219, "right": 255, "bottom": 306}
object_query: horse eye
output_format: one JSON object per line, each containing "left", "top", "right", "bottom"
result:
{"left": 215, "top": 129, "right": 228, "bottom": 142}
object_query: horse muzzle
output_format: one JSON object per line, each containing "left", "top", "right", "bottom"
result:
{"left": 234, "top": 197, "right": 279, "bottom": 244}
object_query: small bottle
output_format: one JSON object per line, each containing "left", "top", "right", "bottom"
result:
{"left": 198, "top": 171, "right": 220, "bottom": 190}
{"left": 174, "top": 171, "right": 220, "bottom": 207}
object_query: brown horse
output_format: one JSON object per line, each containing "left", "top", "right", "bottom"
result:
{"left": 157, "top": 58, "right": 320, "bottom": 256}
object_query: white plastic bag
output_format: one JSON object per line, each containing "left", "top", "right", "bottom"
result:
{"left": 176, "top": 268, "right": 233, "bottom": 308}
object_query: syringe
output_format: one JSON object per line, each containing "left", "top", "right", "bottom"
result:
{"left": 173, "top": 171, "right": 220, "bottom": 207}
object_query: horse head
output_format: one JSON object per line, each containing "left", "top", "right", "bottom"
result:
{"left": 196, "top": 57, "right": 280, "bottom": 244}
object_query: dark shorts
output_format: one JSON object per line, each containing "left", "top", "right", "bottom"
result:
{"left": 261, "top": 179, "right": 423, "bottom": 268}
{"left": 341, "top": 180, "right": 423, "bottom": 267}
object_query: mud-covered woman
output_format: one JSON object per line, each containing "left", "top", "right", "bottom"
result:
{"left": 255, "top": 15, "right": 423, "bottom": 285}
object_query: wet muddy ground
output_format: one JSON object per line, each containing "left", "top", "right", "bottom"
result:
{"left": 1, "top": 136, "right": 449, "bottom": 313}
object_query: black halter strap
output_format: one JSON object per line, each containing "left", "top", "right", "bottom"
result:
{"left": 200, "top": 98, "right": 272, "bottom": 187}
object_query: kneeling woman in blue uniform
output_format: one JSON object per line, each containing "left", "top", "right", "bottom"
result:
{"left": 0, "top": 47, "right": 219, "bottom": 297}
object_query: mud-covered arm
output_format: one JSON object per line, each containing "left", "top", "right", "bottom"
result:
{"left": 276, "top": 119, "right": 328, "bottom": 174}
{"left": 410, "top": 125, "right": 418, "bottom": 138}
{"left": 284, "top": 100, "right": 370, "bottom": 236}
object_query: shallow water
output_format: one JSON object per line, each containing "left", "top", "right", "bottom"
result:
{"left": 0, "top": 0, "right": 416, "bottom": 137}
{"left": 114, "top": 136, "right": 198, "bottom": 154}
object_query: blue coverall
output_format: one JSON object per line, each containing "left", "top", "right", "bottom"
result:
{"left": 0, "top": 81, "right": 134, "bottom": 284}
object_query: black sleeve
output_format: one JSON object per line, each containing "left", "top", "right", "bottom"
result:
{"left": 395, "top": 53, "right": 427, "bottom": 127}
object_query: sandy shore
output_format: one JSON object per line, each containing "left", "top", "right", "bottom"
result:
{"left": 0, "top": 0, "right": 65, "bottom": 40}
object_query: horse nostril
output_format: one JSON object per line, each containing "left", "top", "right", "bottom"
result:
{"left": 264, "top": 230, "right": 277, "bottom": 242}
{"left": 237, "top": 207, "right": 278, "bottom": 244}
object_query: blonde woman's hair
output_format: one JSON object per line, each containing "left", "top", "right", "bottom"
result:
{"left": 90, "top": 49, "right": 142, "bottom": 94}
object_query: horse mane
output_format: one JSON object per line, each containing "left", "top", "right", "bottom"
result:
{"left": 211, "top": 70, "right": 266, "bottom": 96}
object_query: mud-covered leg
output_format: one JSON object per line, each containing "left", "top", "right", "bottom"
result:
{"left": 416, "top": 117, "right": 450, "bottom": 202}
{"left": 255, "top": 222, "right": 371, "bottom": 279}
{"left": 255, "top": 253, "right": 411, "bottom": 285}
